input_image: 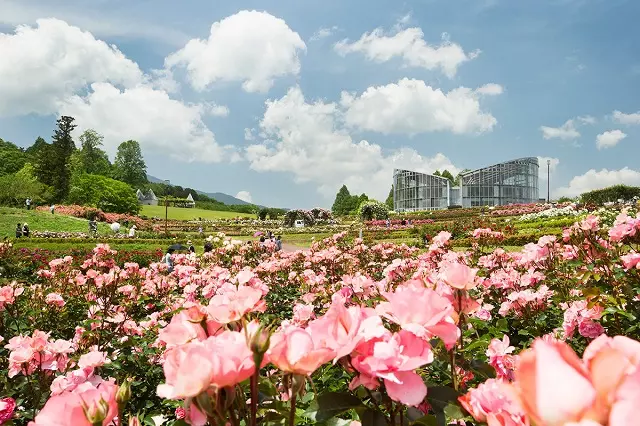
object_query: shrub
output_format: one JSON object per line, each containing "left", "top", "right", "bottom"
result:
{"left": 358, "top": 200, "right": 389, "bottom": 221}
{"left": 67, "top": 173, "right": 140, "bottom": 214}
{"left": 581, "top": 184, "right": 640, "bottom": 204}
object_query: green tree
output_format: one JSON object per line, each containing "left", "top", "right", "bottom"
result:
{"left": 79, "top": 129, "right": 112, "bottom": 176}
{"left": 68, "top": 174, "right": 140, "bottom": 214}
{"left": 0, "top": 163, "right": 52, "bottom": 206}
{"left": 25, "top": 137, "right": 49, "bottom": 161}
{"left": 113, "top": 140, "right": 147, "bottom": 187}
{"left": 332, "top": 185, "right": 353, "bottom": 216}
{"left": 433, "top": 170, "right": 441, "bottom": 176}
{"left": 350, "top": 193, "right": 369, "bottom": 215}
{"left": 441, "top": 169, "right": 455, "bottom": 184}
{"left": 385, "top": 186, "right": 394, "bottom": 210}
{"left": 47, "top": 116, "right": 77, "bottom": 201}
{"left": 0, "top": 138, "right": 27, "bottom": 176}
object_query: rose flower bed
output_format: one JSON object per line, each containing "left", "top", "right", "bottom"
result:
{"left": 1, "top": 211, "right": 640, "bottom": 425}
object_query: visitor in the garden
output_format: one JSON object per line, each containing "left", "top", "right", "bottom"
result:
{"left": 88, "top": 219, "right": 97, "bottom": 237}
{"left": 386, "top": 219, "right": 390, "bottom": 228}
{"left": 128, "top": 225, "right": 136, "bottom": 238}
{"left": 259, "top": 236, "right": 266, "bottom": 246}
{"left": 50, "top": 204, "right": 55, "bottom": 214}
{"left": 22, "top": 223, "right": 30, "bottom": 238}
{"left": 187, "top": 240, "right": 195, "bottom": 253}
{"left": 164, "top": 248, "right": 175, "bottom": 273}
{"left": 15, "top": 224, "right": 22, "bottom": 238}
{"left": 276, "top": 236, "right": 282, "bottom": 251}
{"left": 25, "top": 198, "right": 31, "bottom": 210}
{"left": 203, "top": 241, "right": 213, "bottom": 253}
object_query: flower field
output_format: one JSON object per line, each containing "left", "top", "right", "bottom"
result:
{"left": 1, "top": 209, "right": 640, "bottom": 425}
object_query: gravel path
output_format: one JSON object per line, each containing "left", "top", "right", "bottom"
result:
{"left": 281, "top": 243, "right": 305, "bottom": 253}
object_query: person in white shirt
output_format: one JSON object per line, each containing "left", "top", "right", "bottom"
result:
{"left": 164, "top": 249, "right": 175, "bottom": 272}
{"left": 128, "top": 225, "right": 136, "bottom": 238}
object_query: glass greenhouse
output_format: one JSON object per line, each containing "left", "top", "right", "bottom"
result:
{"left": 459, "top": 157, "right": 539, "bottom": 207}
{"left": 393, "top": 169, "right": 450, "bottom": 212}
{"left": 392, "top": 157, "right": 539, "bottom": 211}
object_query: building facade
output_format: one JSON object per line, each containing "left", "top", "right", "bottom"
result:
{"left": 459, "top": 157, "right": 539, "bottom": 207}
{"left": 136, "top": 189, "right": 158, "bottom": 206}
{"left": 393, "top": 157, "right": 539, "bottom": 212}
{"left": 393, "top": 169, "right": 450, "bottom": 212}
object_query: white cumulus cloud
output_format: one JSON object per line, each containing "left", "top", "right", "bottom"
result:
{"left": 340, "top": 78, "right": 499, "bottom": 135}
{"left": 0, "top": 18, "right": 143, "bottom": 116}
{"left": 235, "top": 191, "right": 253, "bottom": 203}
{"left": 596, "top": 130, "right": 627, "bottom": 150}
{"left": 540, "top": 119, "right": 581, "bottom": 140}
{"left": 556, "top": 168, "right": 640, "bottom": 198}
{"left": 165, "top": 10, "right": 306, "bottom": 93}
{"left": 334, "top": 26, "right": 478, "bottom": 78}
{"left": 476, "top": 83, "right": 504, "bottom": 96}
{"left": 246, "top": 86, "right": 458, "bottom": 200}
{"left": 577, "top": 115, "right": 596, "bottom": 125}
{"left": 310, "top": 26, "right": 338, "bottom": 41}
{"left": 59, "top": 83, "right": 232, "bottom": 163}
{"left": 612, "top": 110, "right": 640, "bottom": 125}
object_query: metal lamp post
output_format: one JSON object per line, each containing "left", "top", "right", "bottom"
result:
{"left": 547, "top": 159, "right": 551, "bottom": 203}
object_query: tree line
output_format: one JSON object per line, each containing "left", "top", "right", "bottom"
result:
{"left": 0, "top": 116, "right": 263, "bottom": 215}
{"left": 331, "top": 185, "right": 395, "bottom": 216}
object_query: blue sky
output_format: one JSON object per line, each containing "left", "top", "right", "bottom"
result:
{"left": 1, "top": 0, "right": 639, "bottom": 208}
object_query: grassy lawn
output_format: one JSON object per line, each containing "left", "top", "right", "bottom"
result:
{"left": 140, "top": 205, "right": 253, "bottom": 221}
{"left": 0, "top": 207, "right": 111, "bottom": 239}
{"left": 12, "top": 240, "right": 165, "bottom": 252}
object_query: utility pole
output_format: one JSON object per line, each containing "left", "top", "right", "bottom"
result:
{"left": 547, "top": 159, "right": 551, "bottom": 203}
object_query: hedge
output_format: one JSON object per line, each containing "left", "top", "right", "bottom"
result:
{"left": 454, "top": 231, "right": 563, "bottom": 247}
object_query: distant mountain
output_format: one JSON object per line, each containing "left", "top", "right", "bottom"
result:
{"left": 147, "top": 175, "right": 253, "bottom": 206}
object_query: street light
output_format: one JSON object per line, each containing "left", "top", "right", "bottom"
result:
{"left": 547, "top": 159, "right": 551, "bottom": 203}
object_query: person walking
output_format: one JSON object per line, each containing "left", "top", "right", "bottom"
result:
{"left": 128, "top": 225, "right": 137, "bottom": 238}
{"left": 88, "top": 219, "right": 98, "bottom": 237}
{"left": 276, "top": 236, "right": 282, "bottom": 251}
{"left": 50, "top": 204, "right": 55, "bottom": 214}
{"left": 22, "top": 223, "right": 30, "bottom": 238}
{"left": 164, "top": 248, "right": 175, "bottom": 273}
{"left": 15, "top": 223, "right": 22, "bottom": 238}
{"left": 25, "top": 198, "right": 31, "bottom": 210}
{"left": 187, "top": 240, "right": 195, "bottom": 253}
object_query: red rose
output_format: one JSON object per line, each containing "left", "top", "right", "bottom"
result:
{"left": 0, "top": 397, "right": 16, "bottom": 423}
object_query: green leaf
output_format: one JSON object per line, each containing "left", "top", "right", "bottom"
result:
{"left": 426, "top": 386, "right": 461, "bottom": 413}
{"left": 304, "top": 392, "right": 365, "bottom": 422}
{"left": 496, "top": 319, "right": 508, "bottom": 331}
{"left": 461, "top": 338, "right": 488, "bottom": 353}
{"left": 469, "top": 360, "right": 496, "bottom": 379}
{"left": 411, "top": 415, "right": 438, "bottom": 426}
{"left": 406, "top": 407, "right": 426, "bottom": 422}
{"left": 359, "top": 408, "right": 387, "bottom": 426}
{"left": 443, "top": 403, "right": 464, "bottom": 419}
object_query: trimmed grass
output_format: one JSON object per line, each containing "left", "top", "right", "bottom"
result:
{"left": 140, "top": 205, "right": 253, "bottom": 221}
{"left": 0, "top": 207, "right": 111, "bottom": 239}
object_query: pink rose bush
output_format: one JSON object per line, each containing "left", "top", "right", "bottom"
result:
{"left": 1, "top": 211, "right": 640, "bottom": 425}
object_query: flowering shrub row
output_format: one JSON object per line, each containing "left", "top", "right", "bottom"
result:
{"left": 518, "top": 204, "right": 587, "bottom": 221}
{"left": 35, "top": 205, "right": 148, "bottom": 229}
{"left": 1, "top": 209, "right": 640, "bottom": 425}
